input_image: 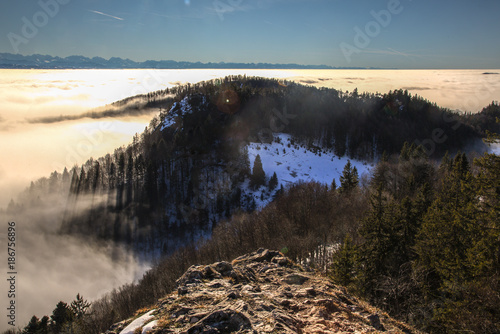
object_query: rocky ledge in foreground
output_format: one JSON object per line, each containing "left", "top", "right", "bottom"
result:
{"left": 105, "top": 249, "right": 420, "bottom": 334}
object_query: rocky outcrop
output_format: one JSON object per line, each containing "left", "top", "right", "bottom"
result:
{"left": 105, "top": 249, "right": 421, "bottom": 334}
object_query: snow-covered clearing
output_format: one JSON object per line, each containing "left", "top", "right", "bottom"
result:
{"left": 245, "top": 134, "right": 373, "bottom": 207}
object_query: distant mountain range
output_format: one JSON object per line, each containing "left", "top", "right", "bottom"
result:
{"left": 0, "top": 53, "right": 369, "bottom": 70}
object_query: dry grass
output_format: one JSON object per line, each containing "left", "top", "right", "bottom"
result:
{"left": 134, "top": 306, "right": 154, "bottom": 316}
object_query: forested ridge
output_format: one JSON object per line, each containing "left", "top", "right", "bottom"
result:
{"left": 6, "top": 76, "right": 497, "bottom": 252}
{"left": 3, "top": 76, "right": 500, "bottom": 334}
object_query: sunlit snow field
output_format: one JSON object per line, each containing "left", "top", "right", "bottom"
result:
{"left": 247, "top": 133, "right": 372, "bottom": 208}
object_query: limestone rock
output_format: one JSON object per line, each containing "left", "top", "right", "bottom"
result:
{"left": 105, "top": 249, "right": 422, "bottom": 334}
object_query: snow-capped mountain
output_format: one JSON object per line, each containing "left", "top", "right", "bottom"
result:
{"left": 0, "top": 53, "right": 344, "bottom": 69}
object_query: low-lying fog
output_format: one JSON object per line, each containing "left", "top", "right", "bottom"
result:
{"left": 0, "top": 68, "right": 499, "bottom": 331}
{"left": 1, "top": 69, "right": 499, "bottom": 208}
{"left": 0, "top": 190, "right": 150, "bottom": 332}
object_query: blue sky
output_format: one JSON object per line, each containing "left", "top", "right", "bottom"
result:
{"left": 1, "top": 0, "right": 499, "bottom": 68}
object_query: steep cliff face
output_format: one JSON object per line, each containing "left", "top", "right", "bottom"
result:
{"left": 105, "top": 249, "right": 420, "bottom": 334}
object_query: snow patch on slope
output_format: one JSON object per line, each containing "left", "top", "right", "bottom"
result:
{"left": 160, "top": 96, "right": 195, "bottom": 131}
{"left": 245, "top": 134, "right": 372, "bottom": 208}
{"left": 119, "top": 309, "right": 156, "bottom": 334}
{"left": 491, "top": 143, "right": 500, "bottom": 155}
{"left": 141, "top": 320, "right": 158, "bottom": 334}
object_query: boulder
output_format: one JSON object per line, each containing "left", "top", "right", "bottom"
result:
{"left": 282, "top": 274, "right": 309, "bottom": 285}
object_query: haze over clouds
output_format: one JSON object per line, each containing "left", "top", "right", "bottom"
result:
{"left": 0, "top": 192, "right": 146, "bottom": 332}
{"left": 1, "top": 69, "right": 499, "bottom": 209}
{"left": 0, "top": 69, "right": 170, "bottom": 209}
{"left": 287, "top": 69, "right": 500, "bottom": 113}
{"left": 0, "top": 82, "right": 150, "bottom": 328}
{"left": 0, "top": 0, "right": 499, "bottom": 331}
{"left": 0, "top": 68, "right": 498, "bottom": 332}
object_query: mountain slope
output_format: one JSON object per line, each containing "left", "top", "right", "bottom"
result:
{"left": 7, "top": 77, "right": 500, "bottom": 334}
{"left": 105, "top": 249, "right": 420, "bottom": 334}
{"left": 13, "top": 76, "right": 494, "bottom": 262}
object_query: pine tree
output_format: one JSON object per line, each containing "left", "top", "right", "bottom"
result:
{"left": 77, "top": 167, "right": 87, "bottom": 194}
{"left": 23, "top": 316, "right": 40, "bottom": 334}
{"left": 273, "top": 184, "right": 284, "bottom": 200}
{"left": 339, "top": 160, "right": 359, "bottom": 194}
{"left": 396, "top": 143, "right": 433, "bottom": 199}
{"left": 125, "top": 153, "right": 134, "bottom": 205}
{"left": 414, "top": 154, "right": 489, "bottom": 331}
{"left": 49, "top": 171, "right": 59, "bottom": 193}
{"left": 62, "top": 167, "right": 70, "bottom": 190}
{"left": 330, "top": 234, "right": 357, "bottom": 286}
{"left": 67, "top": 294, "right": 91, "bottom": 334}
{"left": 416, "top": 154, "right": 478, "bottom": 283}
{"left": 399, "top": 141, "right": 414, "bottom": 163}
{"left": 330, "top": 178, "right": 337, "bottom": 191}
{"left": 250, "top": 154, "right": 266, "bottom": 188}
{"left": 50, "top": 301, "right": 74, "bottom": 334}
{"left": 475, "top": 153, "right": 500, "bottom": 225}
{"left": 90, "top": 161, "right": 100, "bottom": 194}
{"left": 69, "top": 168, "right": 79, "bottom": 195}
{"left": 393, "top": 196, "right": 419, "bottom": 263}
{"left": 268, "top": 172, "right": 278, "bottom": 190}
{"left": 371, "top": 158, "right": 390, "bottom": 190}
{"left": 439, "top": 151, "right": 452, "bottom": 174}
{"left": 70, "top": 294, "right": 90, "bottom": 319}
{"left": 249, "top": 197, "right": 257, "bottom": 211}
{"left": 39, "top": 316, "right": 49, "bottom": 334}
{"left": 381, "top": 150, "right": 389, "bottom": 162}
{"left": 240, "top": 145, "right": 251, "bottom": 177}
{"left": 356, "top": 184, "right": 398, "bottom": 296}
{"left": 440, "top": 127, "right": 500, "bottom": 331}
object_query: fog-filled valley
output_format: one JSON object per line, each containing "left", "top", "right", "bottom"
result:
{"left": 3, "top": 0, "right": 500, "bottom": 331}
{"left": 2, "top": 69, "right": 500, "bottom": 208}
{"left": 1, "top": 71, "right": 500, "bottom": 334}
